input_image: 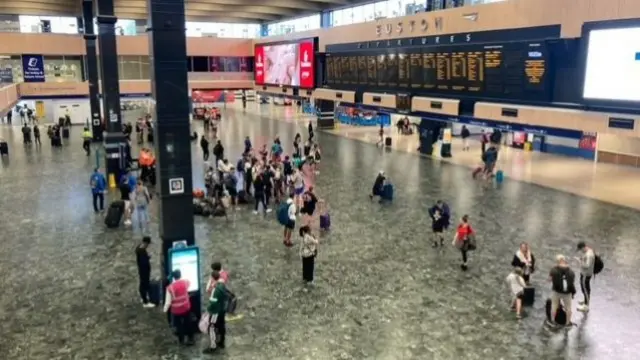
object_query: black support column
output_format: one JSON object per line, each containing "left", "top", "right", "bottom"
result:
{"left": 316, "top": 99, "right": 335, "bottom": 129}
{"left": 96, "top": 0, "right": 126, "bottom": 181}
{"left": 83, "top": 0, "right": 103, "bottom": 142}
{"left": 147, "top": 0, "right": 199, "bottom": 318}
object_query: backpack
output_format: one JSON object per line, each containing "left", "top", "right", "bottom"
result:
{"left": 277, "top": 202, "right": 290, "bottom": 226}
{"left": 593, "top": 254, "right": 604, "bottom": 275}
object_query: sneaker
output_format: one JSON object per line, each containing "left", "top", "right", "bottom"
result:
{"left": 202, "top": 348, "right": 218, "bottom": 354}
{"left": 461, "top": 264, "right": 468, "bottom": 271}
{"left": 578, "top": 301, "right": 586, "bottom": 306}
{"left": 253, "top": 210, "right": 258, "bottom": 215}
{"left": 142, "top": 303, "right": 155, "bottom": 308}
{"left": 266, "top": 208, "right": 272, "bottom": 213}
{"left": 577, "top": 304, "right": 589, "bottom": 312}
{"left": 124, "top": 219, "right": 132, "bottom": 226}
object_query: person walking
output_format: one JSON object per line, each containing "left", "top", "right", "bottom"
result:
{"left": 132, "top": 182, "right": 151, "bottom": 234}
{"left": 163, "top": 270, "right": 194, "bottom": 345}
{"left": 203, "top": 270, "right": 228, "bottom": 354}
{"left": 33, "top": 124, "right": 41, "bottom": 146}
{"left": 453, "top": 215, "right": 475, "bottom": 271}
{"left": 548, "top": 255, "right": 576, "bottom": 328}
{"left": 82, "top": 127, "right": 92, "bottom": 156}
{"left": 576, "top": 241, "right": 595, "bottom": 312}
{"left": 213, "top": 140, "right": 224, "bottom": 168}
{"left": 89, "top": 168, "right": 106, "bottom": 213}
{"left": 200, "top": 135, "right": 210, "bottom": 161}
{"left": 135, "top": 236, "right": 155, "bottom": 308}
{"left": 299, "top": 225, "right": 318, "bottom": 284}
{"left": 6, "top": 109, "right": 12, "bottom": 125}
{"left": 461, "top": 125, "right": 470, "bottom": 151}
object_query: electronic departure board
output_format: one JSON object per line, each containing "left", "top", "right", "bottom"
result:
{"left": 324, "top": 41, "right": 549, "bottom": 102}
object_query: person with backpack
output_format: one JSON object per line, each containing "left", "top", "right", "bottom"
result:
{"left": 203, "top": 270, "right": 228, "bottom": 354}
{"left": 548, "top": 255, "right": 576, "bottom": 328}
{"left": 279, "top": 194, "right": 297, "bottom": 247}
{"left": 132, "top": 182, "right": 152, "bottom": 234}
{"left": 428, "top": 200, "right": 449, "bottom": 248}
{"left": 576, "top": 241, "right": 598, "bottom": 312}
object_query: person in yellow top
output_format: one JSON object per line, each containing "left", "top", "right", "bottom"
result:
{"left": 82, "top": 127, "right": 92, "bottom": 156}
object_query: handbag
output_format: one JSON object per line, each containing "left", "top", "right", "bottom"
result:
{"left": 465, "top": 234, "right": 477, "bottom": 251}
{"left": 198, "top": 313, "right": 212, "bottom": 334}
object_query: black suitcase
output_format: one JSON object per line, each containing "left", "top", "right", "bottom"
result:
{"left": 147, "top": 133, "right": 154, "bottom": 143}
{"left": 62, "top": 127, "right": 70, "bottom": 139}
{"left": 545, "top": 298, "right": 567, "bottom": 325}
{"left": 523, "top": 286, "right": 535, "bottom": 306}
{"left": 105, "top": 200, "right": 125, "bottom": 228}
{"left": 149, "top": 279, "right": 163, "bottom": 305}
{"left": 0, "top": 141, "right": 8, "bottom": 156}
{"left": 385, "top": 137, "right": 392, "bottom": 147}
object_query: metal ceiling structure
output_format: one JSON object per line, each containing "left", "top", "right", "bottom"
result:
{"left": 0, "top": 0, "right": 358, "bottom": 23}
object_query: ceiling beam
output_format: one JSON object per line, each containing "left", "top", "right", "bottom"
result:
{"left": 115, "top": 2, "right": 297, "bottom": 16}
{"left": 115, "top": 8, "right": 280, "bottom": 21}
{"left": 113, "top": 0, "right": 324, "bottom": 11}
{"left": 307, "top": 0, "right": 349, "bottom": 4}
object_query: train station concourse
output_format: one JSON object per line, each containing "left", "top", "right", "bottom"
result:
{"left": 2, "top": 0, "right": 640, "bottom": 359}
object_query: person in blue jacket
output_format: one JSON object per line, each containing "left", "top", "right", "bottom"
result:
{"left": 482, "top": 145, "right": 499, "bottom": 177}
{"left": 90, "top": 168, "right": 107, "bottom": 213}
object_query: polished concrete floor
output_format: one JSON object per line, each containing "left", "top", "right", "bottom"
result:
{"left": 1, "top": 104, "right": 640, "bottom": 360}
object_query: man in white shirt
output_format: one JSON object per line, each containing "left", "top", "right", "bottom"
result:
{"left": 283, "top": 195, "right": 296, "bottom": 247}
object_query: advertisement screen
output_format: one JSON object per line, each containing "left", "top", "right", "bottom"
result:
{"left": 169, "top": 247, "right": 200, "bottom": 293}
{"left": 255, "top": 39, "right": 315, "bottom": 88}
{"left": 583, "top": 27, "right": 640, "bottom": 101}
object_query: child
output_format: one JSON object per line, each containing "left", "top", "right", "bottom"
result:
{"left": 506, "top": 267, "right": 526, "bottom": 319}
{"left": 319, "top": 200, "right": 331, "bottom": 232}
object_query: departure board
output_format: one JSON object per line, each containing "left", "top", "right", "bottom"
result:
{"left": 348, "top": 56, "right": 358, "bottom": 84}
{"left": 377, "top": 54, "right": 388, "bottom": 86}
{"left": 357, "top": 55, "right": 367, "bottom": 85}
{"left": 367, "top": 55, "right": 377, "bottom": 86}
{"left": 398, "top": 52, "right": 409, "bottom": 88}
{"left": 326, "top": 56, "right": 335, "bottom": 85}
{"left": 326, "top": 40, "right": 550, "bottom": 102}
{"left": 409, "top": 52, "right": 422, "bottom": 89}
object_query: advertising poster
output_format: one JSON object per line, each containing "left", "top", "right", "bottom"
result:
{"left": 254, "top": 45, "right": 265, "bottom": 85}
{"left": 264, "top": 43, "right": 300, "bottom": 86}
{"left": 298, "top": 40, "right": 315, "bottom": 88}
{"left": 579, "top": 132, "right": 597, "bottom": 150}
{"left": 21, "top": 54, "right": 45, "bottom": 83}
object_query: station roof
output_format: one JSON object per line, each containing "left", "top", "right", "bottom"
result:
{"left": 2, "top": 0, "right": 355, "bottom": 23}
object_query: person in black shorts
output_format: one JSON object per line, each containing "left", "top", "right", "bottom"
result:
{"left": 283, "top": 195, "right": 296, "bottom": 247}
{"left": 428, "top": 200, "right": 448, "bottom": 247}
{"left": 300, "top": 186, "right": 318, "bottom": 226}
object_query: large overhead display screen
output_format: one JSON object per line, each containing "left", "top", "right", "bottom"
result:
{"left": 254, "top": 39, "right": 316, "bottom": 88}
{"left": 325, "top": 41, "right": 549, "bottom": 101}
{"left": 583, "top": 27, "right": 640, "bottom": 102}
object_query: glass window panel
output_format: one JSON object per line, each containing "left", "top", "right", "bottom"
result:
{"left": 352, "top": 6, "right": 365, "bottom": 24}
{"left": 19, "top": 16, "right": 41, "bottom": 33}
{"left": 388, "top": 0, "right": 402, "bottom": 18}
{"left": 363, "top": 3, "right": 376, "bottom": 22}
{"left": 62, "top": 56, "right": 83, "bottom": 81}
{"left": 0, "top": 55, "right": 24, "bottom": 82}
{"left": 374, "top": 1, "right": 388, "bottom": 19}
{"left": 332, "top": 9, "right": 343, "bottom": 26}
{"left": 192, "top": 56, "right": 209, "bottom": 72}
{"left": 342, "top": 8, "right": 353, "bottom": 25}
{"left": 43, "top": 56, "right": 66, "bottom": 82}
{"left": 119, "top": 55, "right": 142, "bottom": 80}
{"left": 140, "top": 56, "right": 150, "bottom": 79}
{"left": 115, "top": 19, "right": 136, "bottom": 35}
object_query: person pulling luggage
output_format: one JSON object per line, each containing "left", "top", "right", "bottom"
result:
{"left": 369, "top": 171, "right": 386, "bottom": 201}
{"left": 82, "top": 127, "right": 92, "bottom": 156}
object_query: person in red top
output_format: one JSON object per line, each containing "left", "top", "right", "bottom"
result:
{"left": 453, "top": 215, "right": 475, "bottom": 271}
{"left": 163, "top": 270, "right": 194, "bottom": 345}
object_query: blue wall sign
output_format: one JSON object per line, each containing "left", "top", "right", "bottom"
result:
{"left": 608, "top": 117, "right": 635, "bottom": 130}
{"left": 415, "top": 110, "right": 583, "bottom": 139}
{"left": 22, "top": 54, "right": 45, "bottom": 83}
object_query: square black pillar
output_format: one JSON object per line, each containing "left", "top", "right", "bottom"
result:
{"left": 147, "top": 0, "right": 198, "bottom": 318}
{"left": 83, "top": 0, "right": 103, "bottom": 142}
{"left": 316, "top": 99, "right": 335, "bottom": 129}
{"left": 97, "top": 0, "right": 126, "bottom": 180}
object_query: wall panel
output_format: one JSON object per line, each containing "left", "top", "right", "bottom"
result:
{"left": 412, "top": 97, "right": 459, "bottom": 116}
{"left": 363, "top": 93, "right": 396, "bottom": 109}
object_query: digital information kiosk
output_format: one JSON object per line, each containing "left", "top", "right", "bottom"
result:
{"left": 168, "top": 244, "right": 202, "bottom": 320}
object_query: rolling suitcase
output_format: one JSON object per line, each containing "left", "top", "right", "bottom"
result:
{"left": 385, "top": 137, "right": 392, "bottom": 147}
{"left": 105, "top": 200, "right": 125, "bottom": 228}
{"left": 62, "top": 127, "right": 70, "bottom": 139}
{"left": 0, "top": 141, "right": 8, "bottom": 156}
{"left": 381, "top": 183, "right": 394, "bottom": 201}
{"left": 495, "top": 170, "right": 504, "bottom": 183}
{"left": 523, "top": 286, "right": 535, "bottom": 306}
{"left": 545, "top": 298, "right": 567, "bottom": 325}
{"left": 147, "top": 132, "right": 154, "bottom": 143}
{"left": 148, "top": 279, "right": 163, "bottom": 306}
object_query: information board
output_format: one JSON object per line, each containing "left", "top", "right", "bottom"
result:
{"left": 326, "top": 41, "right": 549, "bottom": 101}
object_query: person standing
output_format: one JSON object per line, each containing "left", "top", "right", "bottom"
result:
{"left": 6, "top": 109, "right": 12, "bottom": 125}
{"left": 21, "top": 124, "right": 31, "bottom": 144}
{"left": 203, "top": 270, "right": 228, "bottom": 354}
{"left": 512, "top": 242, "right": 536, "bottom": 284}
{"left": 163, "top": 270, "right": 194, "bottom": 345}
{"left": 136, "top": 236, "right": 155, "bottom": 308}
{"left": 132, "top": 182, "right": 151, "bottom": 234}
{"left": 90, "top": 168, "right": 106, "bottom": 213}
{"left": 308, "top": 121, "right": 314, "bottom": 142}
{"left": 548, "top": 255, "right": 576, "bottom": 328}
{"left": 460, "top": 125, "right": 470, "bottom": 151}
{"left": 82, "top": 127, "right": 92, "bottom": 156}
{"left": 252, "top": 170, "right": 269, "bottom": 215}
{"left": 506, "top": 267, "right": 527, "bottom": 319}
{"left": 200, "top": 135, "right": 210, "bottom": 161}
{"left": 299, "top": 225, "right": 318, "bottom": 284}
{"left": 576, "top": 241, "right": 595, "bottom": 312}
{"left": 33, "top": 124, "right": 41, "bottom": 146}
{"left": 428, "top": 200, "right": 449, "bottom": 248}
{"left": 213, "top": 140, "right": 224, "bottom": 168}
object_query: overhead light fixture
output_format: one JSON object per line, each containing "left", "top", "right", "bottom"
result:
{"left": 463, "top": 13, "right": 478, "bottom": 21}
